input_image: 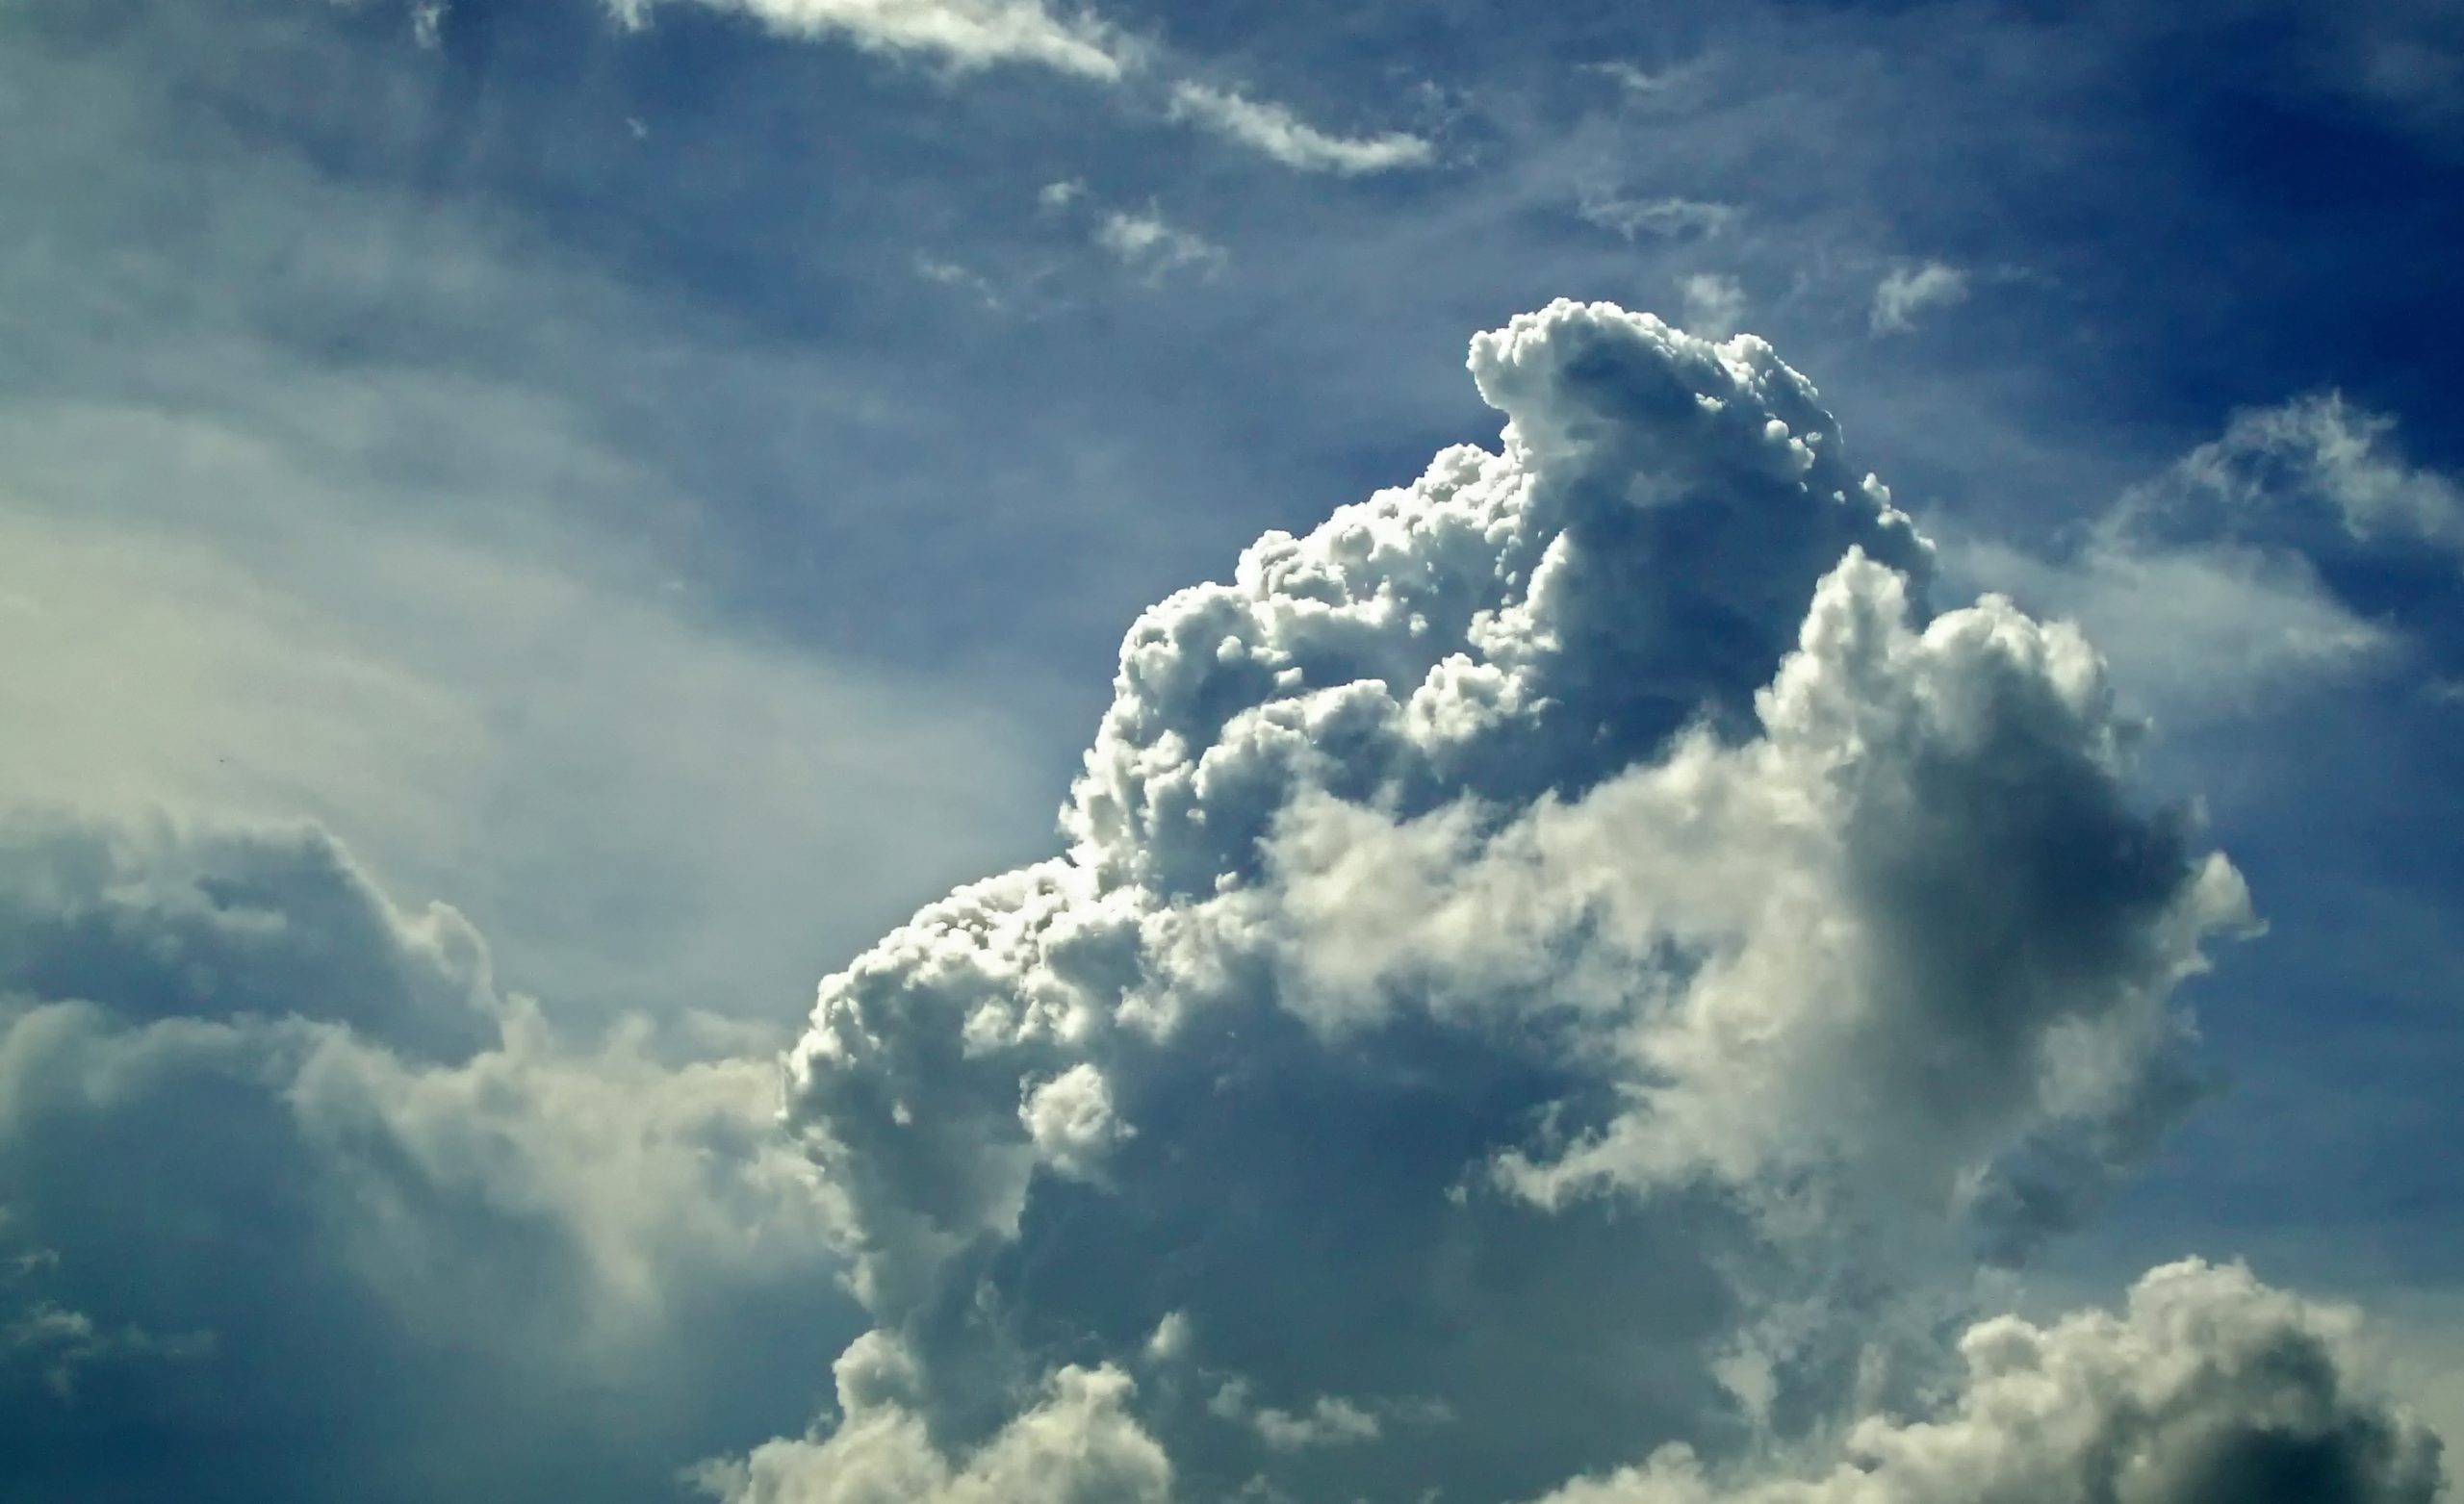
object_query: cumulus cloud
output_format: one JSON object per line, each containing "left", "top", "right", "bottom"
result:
{"left": 611, "top": 0, "right": 1130, "bottom": 79}
{"left": 695, "top": 1336, "right": 1171, "bottom": 1504}
{"left": 1168, "top": 83, "right": 1435, "bottom": 175}
{"left": 1534, "top": 1261, "right": 2444, "bottom": 1504}
{"left": 0, "top": 814, "right": 852, "bottom": 1499}
{"left": 730, "top": 301, "right": 2299, "bottom": 1502}
{"left": 1870, "top": 262, "right": 1968, "bottom": 333}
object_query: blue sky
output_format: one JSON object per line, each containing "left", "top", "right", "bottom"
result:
{"left": 2, "top": 0, "right": 2460, "bottom": 1500}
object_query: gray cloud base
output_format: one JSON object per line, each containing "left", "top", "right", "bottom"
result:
{"left": 0, "top": 813, "right": 854, "bottom": 1502}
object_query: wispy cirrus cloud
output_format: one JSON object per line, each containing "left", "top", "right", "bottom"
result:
{"left": 1168, "top": 82, "right": 1435, "bottom": 175}
{"left": 609, "top": 0, "right": 1133, "bottom": 78}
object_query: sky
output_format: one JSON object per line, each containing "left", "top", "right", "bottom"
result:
{"left": 1, "top": 0, "right": 2460, "bottom": 1500}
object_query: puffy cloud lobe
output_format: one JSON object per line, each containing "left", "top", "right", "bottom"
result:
{"left": 762, "top": 302, "right": 2260, "bottom": 1498}
{"left": 1065, "top": 301, "right": 1931, "bottom": 899}
{"left": 697, "top": 1335, "right": 1170, "bottom": 1504}
{"left": 1261, "top": 552, "right": 2251, "bottom": 1240}
{"left": 1019, "top": 1061, "right": 1130, "bottom": 1181}
{"left": 1533, "top": 1261, "right": 2445, "bottom": 1504}
{"left": 785, "top": 301, "right": 1943, "bottom": 1312}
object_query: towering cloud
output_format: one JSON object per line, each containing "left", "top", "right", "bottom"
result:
{"left": 718, "top": 303, "right": 2370, "bottom": 1504}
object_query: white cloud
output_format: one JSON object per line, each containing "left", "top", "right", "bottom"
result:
{"left": 1532, "top": 1261, "right": 2444, "bottom": 1504}
{"left": 1264, "top": 552, "right": 2253, "bottom": 1232}
{"left": 1579, "top": 190, "right": 1739, "bottom": 240}
{"left": 1142, "top": 1311, "right": 1191, "bottom": 1363}
{"left": 0, "top": 812, "right": 861, "bottom": 1492}
{"left": 1168, "top": 83, "right": 1435, "bottom": 175}
{"left": 1946, "top": 535, "right": 2392, "bottom": 721}
{"left": 1251, "top": 1395, "right": 1383, "bottom": 1453}
{"left": 2173, "top": 392, "right": 2464, "bottom": 564}
{"left": 1871, "top": 261, "right": 1969, "bottom": 333}
{"left": 1018, "top": 1061, "right": 1130, "bottom": 1181}
{"left": 725, "top": 303, "right": 2303, "bottom": 1501}
{"left": 0, "top": 817, "right": 842, "bottom": 1346}
{"left": 695, "top": 1339, "right": 1170, "bottom": 1504}
{"left": 915, "top": 254, "right": 1004, "bottom": 308}
{"left": 1094, "top": 205, "right": 1226, "bottom": 280}
{"left": 612, "top": 0, "right": 1131, "bottom": 79}
{"left": 1680, "top": 273, "right": 1746, "bottom": 338}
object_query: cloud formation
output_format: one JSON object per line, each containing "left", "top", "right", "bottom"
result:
{"left": 696, "top": 1338, "right": 1172, "bottom": 1504}
{"left": 1870, "top": 262, "right": 1969, "bottom": 333}
{"left": 708, "top": 302, "right": 2316, "bottom": 1503}
{"left": 1094, "top": 205, "right": 1227, "bottom": 281}
{"left": 1578, "top": 191, "right": 1740, "bottom": 240}
{"left": 0, "top": 814, "right": 851, "bottom": 1499}
{"left": 615, "top": 0, "right": 1130, "bottom": 79}
{"left": 1168, "top": 84, "right": 1435, "bottom": 175}
{"left": 2170, "top": 393, "right": 2464, "bottom": 566}
{"left": 1950, "top": 391, "right": 2464, "bottom": 719}
{"left": 1537, "top": 1261, "right": 2444, "bottom": 1504}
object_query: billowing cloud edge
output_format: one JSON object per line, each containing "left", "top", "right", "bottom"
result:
{"left": 671, "top": 300, "right": 2442, "bottom": 1504}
